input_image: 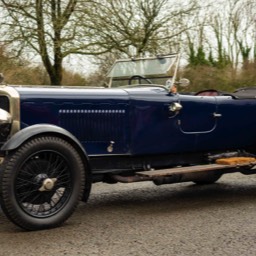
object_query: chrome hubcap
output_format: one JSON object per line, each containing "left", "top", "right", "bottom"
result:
{"left": 39, "top": 178, "right": 57, "bottom": 192}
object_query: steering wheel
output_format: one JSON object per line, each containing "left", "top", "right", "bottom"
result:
{"left": 128, "top": 75, "right": 152, "bottom": 85}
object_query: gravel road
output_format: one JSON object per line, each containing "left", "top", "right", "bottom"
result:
{"left": 1, "top": 172, "right": 256, "bottom": 256}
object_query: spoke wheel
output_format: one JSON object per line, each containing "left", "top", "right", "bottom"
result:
{"left": 0, "top": 136, "right": 87, "bottom": 231}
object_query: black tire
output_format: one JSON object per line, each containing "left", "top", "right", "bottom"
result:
{"left": 0, "top": 136, "right": 87, "bottom": 231}
{"left": 81, "top": 174, "right": 92, "bottom": 203}
{"left": 192, "top": 172, "right": 222, "bottom": 185}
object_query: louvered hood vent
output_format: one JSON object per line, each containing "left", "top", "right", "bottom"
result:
{"left": 59, "top": 108, "right": 128, "bottom": 142}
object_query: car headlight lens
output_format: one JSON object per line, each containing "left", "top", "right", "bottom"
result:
{"left": 0, "top": 108, "right": 12, "bottom": 124}
{"left": 0, "top": 108, "right": 12, "bottom": 140}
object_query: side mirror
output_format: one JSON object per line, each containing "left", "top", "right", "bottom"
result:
{"left": 176, "top": 78, "right": 190, "bottom": 88}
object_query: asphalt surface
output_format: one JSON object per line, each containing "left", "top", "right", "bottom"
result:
{"left": 1, "top": 172, "right": 256, "bottom": 256}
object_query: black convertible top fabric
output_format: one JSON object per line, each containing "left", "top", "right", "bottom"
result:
{"left": 195, "top": 87, "right": 256, "bottom": 99}
{"left": 232, "top": 87, "right": 256, "bottom": 99}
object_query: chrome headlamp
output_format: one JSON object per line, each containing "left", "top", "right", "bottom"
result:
{"left": 0, "top": 108, "right": 12, "bottom": 124}
{"left": 0, "top": 108, "right": 12, "bottom": 139}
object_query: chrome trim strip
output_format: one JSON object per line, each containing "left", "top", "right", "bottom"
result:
{"left": 89, "top": 154, "right": 131, "bottom": 157}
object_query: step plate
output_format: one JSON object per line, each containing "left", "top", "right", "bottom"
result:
{"left": 136, "top": 163, "right": 249, "bottom": 178}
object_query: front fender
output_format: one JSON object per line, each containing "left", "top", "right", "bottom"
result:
{"left": 1, "top": 124, "right": 88, "bottom": 161}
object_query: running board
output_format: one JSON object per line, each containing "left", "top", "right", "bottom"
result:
{"left": 136, "top": 163, "right": 254, "bottom": 178}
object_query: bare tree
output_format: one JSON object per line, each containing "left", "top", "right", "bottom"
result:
{"left": 81, "top": 0, "right": 199, "bottom": 82}
{"left": 0, "top": 0, "right": 109, "bottom": 85}
{"left": 77, "top": 0, "right": 198, "bottom": 57}
{"left": 0, "top": 0, "right": 198, "bottom": 84}
{"left": 184, "top": 0, "right": 256, "bottom": 68}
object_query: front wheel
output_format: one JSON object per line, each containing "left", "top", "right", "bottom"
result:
{"left": 0, "top": 136, "right": 87, "bottom": 230}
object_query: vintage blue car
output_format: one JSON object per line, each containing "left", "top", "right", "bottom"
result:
{"left": 0, "top": 54, "right": 256, "bottom": 230}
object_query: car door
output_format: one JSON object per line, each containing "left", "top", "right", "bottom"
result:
{"left": 128, "top": 89, "right": 219, "bottom": 155}
{"left": 176, "top": 95, "right": 218, "bottom": 134}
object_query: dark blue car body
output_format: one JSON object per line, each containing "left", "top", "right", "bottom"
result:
{"left": 1, "top": 54, "right": 256, "bottom": 230}
{"left": 11, "top": 87, "right": 256, "bottom": 156}
{"left": 14, "top": 86, "right": 256, "bottom": 161}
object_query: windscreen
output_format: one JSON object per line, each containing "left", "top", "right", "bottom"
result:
{"left": 107, "top": 55, "right": 177, "bottom": 78}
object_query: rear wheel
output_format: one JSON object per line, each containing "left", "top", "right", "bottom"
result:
{"left": 0, "top": 136, "right": 87, "bottom": 231}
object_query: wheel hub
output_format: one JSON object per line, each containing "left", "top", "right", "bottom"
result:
{"left": 39, "top": 178, "right": 57, "bottom": 192}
